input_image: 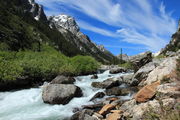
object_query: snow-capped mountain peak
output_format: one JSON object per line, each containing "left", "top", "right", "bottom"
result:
{"left": 50, "top": 14, "right": 80, "bottom": 34}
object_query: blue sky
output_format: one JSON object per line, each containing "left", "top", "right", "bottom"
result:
{"left": 36, "top": 0, "right": 180, "bottom": 55}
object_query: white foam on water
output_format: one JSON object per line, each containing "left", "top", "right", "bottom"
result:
{"left": 0, "top": 70, "right": 133, "bottom": 120}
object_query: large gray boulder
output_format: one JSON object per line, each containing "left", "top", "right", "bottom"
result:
{"left": 109, "top": 67, "right": 127, "bottom": 74}
{"left": 130, "top": 51, "right": 152, "bottom": 72}
{"left": 42, "top": 84, "right": 83, "bottom": 105}
{"left": 130, "top": 58, "right": 165, "bottom": 86}
{"left": 50, "top": 75, "right": 75, "bottom": 84}
{"left": 130, "top": 62, "right": 156, "bottom": 86}
{"left": 140, "top": 57, "right": 178, "bottom": 86}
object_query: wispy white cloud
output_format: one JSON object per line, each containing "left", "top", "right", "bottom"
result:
{"left": 77, "top": 20, "right": 119, "bottom": 37}
{"left": 36, "top": 0, "right": 177, "bottom": 52}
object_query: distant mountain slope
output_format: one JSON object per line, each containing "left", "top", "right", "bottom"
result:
{"left": 0, "top": 0, "right": 118, "bottom": 64}
{"left": 48, "top": 14, "right": 117, "bottom": 63}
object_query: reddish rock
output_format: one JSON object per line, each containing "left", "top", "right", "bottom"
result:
{"left": 107, "top": 113, "right": 122, "bottom": 120}
{"left": 110, "top": 110, "right": 123, "bottom": 114}
{"left": 135, "top": 81, "right": 160, "bottom": 102}
{"left": 98, "top": 104, "right": 115, "bottom": 115}
{"left": 106, "top": 97, "right": 119, "bottom": 101}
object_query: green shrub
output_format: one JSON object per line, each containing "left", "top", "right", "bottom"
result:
{"left": 70, "top": 55, "right": 100, "bottom": 75}
{"left": 0, "top": 46, "right": 100, "bottom": 82}
{"left": 119, "top": 62, "right": 133, "bottom": 70}
{"left": 0, "top": 57, "right": 23, "bottom": 82}
{"left": 155, "top": 54, "right": 166, "bottom": 59}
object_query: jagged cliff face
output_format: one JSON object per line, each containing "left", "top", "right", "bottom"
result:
{"left": 160, "top": 21, "right": 180, "bottom": 54}
{"left": 48, "top": 14, "right": 116, "bottom": 63}
{"left": 21, "top": 0, "right": 47, "bottom": 21}
{"left": 49, "top": 15, "right": 79, "bottom": 34}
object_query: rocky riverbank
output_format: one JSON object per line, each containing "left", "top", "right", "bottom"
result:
{"left": 66, "top": 51, "right": 180, "bottom": 120}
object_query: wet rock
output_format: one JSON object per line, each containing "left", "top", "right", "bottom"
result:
{"left": 82, "top": 103, "right": 104, "bottom": 111}
{"left": 105, "top": 87, "right": 122, "bottom": 96}
{"left": 109, "top": 67, "right": 127, "bottom": 74}
{"left": 42, "top": 84, "right": 83, "bottom": 105}
{"left": 73, "top": 107, "right": 82, "bottom": 113}
{"left": 134, "top": 81, "right": 160, "bottom": 103}
{"left": 98, "top": 104, "right": 115, "bottom": 115}
{"left": 50, "top": 75, "right": 75, "bottom": 84}
{"left": 111, "top": 99, "right": 125, "bottom": 106}
{"left": 91, "top": 74, "right": 98, "bottom": 79}
{"left": 90, "top": 92, "right": 105, "bottom": 101}
{"left": 130, "top": 51, "right": 152, "bottom": 72}
{"left": 104, "top": 97, "right": 119, "bottom": 104}
{"left": 70, "top": 109, "right": 96, "bottom": 120}
{"left": 105, "top": 87, "right": 134, "bottom": 96}
{"left": 91, "top": 79, "right": 119, "bottom": 89}
{"left": 120, "top": 88, "right": 132, "bottom": 96}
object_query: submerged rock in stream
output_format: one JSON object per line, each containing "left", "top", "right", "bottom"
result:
{"left": 42, "top": 84, "right": 83, "bottom": 105}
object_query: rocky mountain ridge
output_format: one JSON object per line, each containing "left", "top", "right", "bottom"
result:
{"left": 160, "top": 20, "right": 180, "bottom": 55}
{"left": 48, "top": 14, "right": 116, "bottom": 63}
{"left": 0, "top": 0, "right": 118, "bottom": 64}
{"left": 21, "top": 0, "right": 47, "bottom": 21}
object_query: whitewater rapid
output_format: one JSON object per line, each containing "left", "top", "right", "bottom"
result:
{"left": 0, "top": 70, "right": 133, "bottom": 120}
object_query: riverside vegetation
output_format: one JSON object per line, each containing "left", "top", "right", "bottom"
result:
{"left": 0, "top": 45, "right": 100, "bottom": 85}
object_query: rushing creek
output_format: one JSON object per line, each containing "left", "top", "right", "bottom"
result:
{"left": 0, "top": 70, "right": 134, "bottom": 120}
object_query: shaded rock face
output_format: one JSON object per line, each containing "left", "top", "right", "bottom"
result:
{"left": 105, "top": 87, "right": 137, "bottom": 96}
{"left": 50, "top": 75, "right": 75, "bottom": 84}
{"left": 105, "top": 87, "right": 122, "bottom": 96}
{"left": 21, "top": 0, "right": 47, "bottom": 22}
{"left": 134, "top": 81, "right": 160, "bottom": 103}
{"left": 131, "top": 61, "right": 157, "bottom": 86}
{"left": 130, "top": 51, "right": 152, "bottom": 72}
{"left": 42, "top": 84, "right": 83, "bottom": 105}
{"left": 91, "top": 74, "right": 98, "bottom": 79}
{"left": 90, "top": 92, "right": 105, "bottom": 101}
{"left": 91, "top": 79, "right": 119, "bottom": 89}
